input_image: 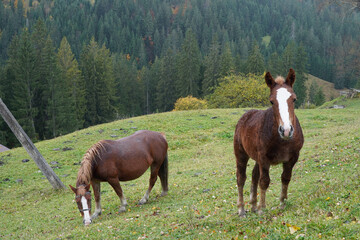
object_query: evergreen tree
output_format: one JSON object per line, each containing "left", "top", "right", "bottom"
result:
{"left": 267, "top": 52, "right": 282, "bottom": 76}
{"left": 43, "top": 35, "right": 62, "bottom": 138}
{"left": 219, "top": 42, "right": 235, "bottom": 78}
{"left": 156, "top": 48, "right": 177, "bottom": 112}
{"left": 176, "top": 29, "right": 201, "bottom": 97}
{"left": 57, "top": 37, "right": 85, "bottom": 132}
{"left": 113, "top": 54, "right": 144, "bottom": 117}
{"left": 6, "top": 30, "right": 37, "bottom": 140}
{"left": 202, "top": 36, "right": 220, "bottom": 96}
{"left": 80, "top": 38, "right": 116, "bottom": 126}
{"left": 308, "top": 82, "right": 318, "bottom": 104}
{"left": 31, "top": 19, "right": 50, "bottom": 139}
{"left": 314, "top": 87, "right": 326, "bottom": 106}
{"left": 245, "top": 42, "right": 265, "bottom": 75}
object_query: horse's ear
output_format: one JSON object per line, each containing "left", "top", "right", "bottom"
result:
{"left": 69, "top": 185, "right": 77, "bottom": 194}
{"left": 285, "top": 68, "right": 296, "bottom": 87}
{"left": 265, "top": 72, "right": 275, "bottom": 89}
{"left": 85, "top": 184, "right": 91, "bottom": 192}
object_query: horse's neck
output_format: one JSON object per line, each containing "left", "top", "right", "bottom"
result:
{"left": 76, "top": 159, "right": 93, "bottom": 186}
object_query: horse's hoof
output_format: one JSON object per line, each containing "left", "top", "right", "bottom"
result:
{"left": 119, "top": 206, "right": 126, "bottom": 213}
{"left": 160, "top": 191, "right": 168, "bottom": 197}
{"left": 138, "top": 199, "right": 147, "bottom": 205}
{"left": 238, "top": 210, "right": 246, "bottom": 218}
{"left": 91, "top": 212, "right": 101, "bottom": 219}
{"left": 257, "top": 209, "right": 265, "bottom": 215}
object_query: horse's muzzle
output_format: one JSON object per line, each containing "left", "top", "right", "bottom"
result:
{"left": 278, "top": 125, "right": 294, "bottom": 140}
{"left": 83, "top": 218, "right": 92, "bottom": 226}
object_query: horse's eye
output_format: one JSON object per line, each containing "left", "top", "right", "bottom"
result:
{"left": 293, "top": 98, "right": 297, "bottom": 102}
{"left": 270, "top": 101, "right": 274, "bottom": 105}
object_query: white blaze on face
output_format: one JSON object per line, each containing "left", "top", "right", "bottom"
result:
{"left": 276, "top": 88, "right": 292, "bottom": 131}
{"left": 81, "top": 196, "right": 91, "bottom": 225}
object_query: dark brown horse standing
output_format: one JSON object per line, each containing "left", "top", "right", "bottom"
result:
{"left": 70, "top": 130, "right": 169, "bottom": 225}
{"left": 234, "top": 69, "right": 304, "bottom": 217}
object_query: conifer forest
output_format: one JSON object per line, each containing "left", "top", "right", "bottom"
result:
{"left": 0, "top": 0, "right": 359, "bottom": 147}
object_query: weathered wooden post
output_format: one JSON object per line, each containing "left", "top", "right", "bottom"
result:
{"left": 0, "top": 98, "right": 65, "bottom": 189}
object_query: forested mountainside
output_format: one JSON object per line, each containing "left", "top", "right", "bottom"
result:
{"left": 0, "top": 0, "right": 359, "bottom": 147}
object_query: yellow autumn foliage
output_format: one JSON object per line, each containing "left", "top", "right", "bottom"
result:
{"left": 206, "top": 73, "right": 269, "bottom": 108}
{"left": 173, "top": 96, "right": 208, "bottom": 111}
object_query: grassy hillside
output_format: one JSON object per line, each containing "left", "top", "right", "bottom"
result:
{"left": 306, "top": 74, "right": 341, "bottom": 101}
{"left": 0, "top": 99, "right": 359, "bottom": 239}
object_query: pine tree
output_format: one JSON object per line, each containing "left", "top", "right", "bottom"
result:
{"left": 31, "top": 19, "right": 50, "bottom": 139}
{"left": 80, "top": 38, "right": 116, "bottom": 126}
{"left": 245, "top": 42, "right": 265, "bottom": 75}
{"left": 267, "top": 52, "right": 282, "bottom": 76}
{"left": 113, "top": 53, "right": 143, "bottom": 117}
{"left": 6, "top": 30, "right": 37, "bottom": 140}
{"left": 314, "top": 87, "right": 325, "bottom": 106}
{"left": 57, "top": 37, "right": 85, "bottom": 132}
{"left": 176, "top": 29, "right": 201, "bottom": 97}
{"left": 219, "top": 42, "right": 235, "bottom": 78}
{"left": 156, "top": 48, "right": 177, "bottom": 112}
{"left": 202, "top": 36, "right": 220, "bottom": 96}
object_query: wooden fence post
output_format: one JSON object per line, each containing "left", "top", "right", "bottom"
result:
{"left": 0, "top": 98, "right": 65, "bottom": 189}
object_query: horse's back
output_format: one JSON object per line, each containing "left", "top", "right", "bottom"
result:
{"left": 94, "top": 130, "right": 168, "bottom": 181}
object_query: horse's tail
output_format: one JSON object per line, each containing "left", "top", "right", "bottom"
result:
{"left": 158, "top": 153, "right": 168, "bottom": 193}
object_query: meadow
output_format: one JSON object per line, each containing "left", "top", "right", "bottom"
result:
{"left": 0, "top": 98, "right": 359, "bottom": 239}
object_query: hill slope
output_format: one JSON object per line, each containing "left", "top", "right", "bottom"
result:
{"left": 306, "top": 74, "right": 341, "bottom": 101}
{"left": 0, "top": 99, "right": 359, "bottom": 239}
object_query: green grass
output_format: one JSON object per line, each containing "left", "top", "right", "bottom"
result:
{"left": 1, "top": 99, "right": 360, "bottom": 239}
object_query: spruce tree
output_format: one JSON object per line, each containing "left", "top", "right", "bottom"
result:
{"left": 202, "top": 36, "right": 220, "bottom": 96}
{"left": 7, "top": 30, "right": 37, "bottom": 140}
{"left": 245, "top": 42, "right": 265, "bottom": 75}
{"left": 176, "top": 29, "right": 201, "bottom": 97}
{"left": 156, "top": 48, "right": 177, "bottom": 112}
{"left": 81, "top": 38, "right": 116, "bottom": 126}
{"left": 57, "top": 37, "right": 85, "bottom": 132}
{"left": 219, "top": 42, "right": 235, "bottom": 78}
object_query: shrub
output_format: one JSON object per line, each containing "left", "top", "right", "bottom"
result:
{"left": 206, "top": 73, "right": 268, "bottom": 108}
{"left": 173, "top": 96, "right": 208, "bottom": 111}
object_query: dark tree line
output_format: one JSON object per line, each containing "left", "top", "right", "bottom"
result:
{"left": 0, "top": 0, "right": 359, "bottom": 147}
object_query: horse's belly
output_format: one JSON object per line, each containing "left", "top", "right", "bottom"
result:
{"left": 117, "top": 163, "right": 150, "bottom": 181}
{"left": 267, "top": 151, "right": 290, "bottom": 165}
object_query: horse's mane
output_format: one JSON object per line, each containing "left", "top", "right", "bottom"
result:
{"left": 76, "top": 140, "right": 106, "bottom": 185}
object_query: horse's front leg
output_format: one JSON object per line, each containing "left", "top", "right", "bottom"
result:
{"left": 91, "top": 180, "right": 102, "bottom": 219}
{"left": 234, "top": 141, "right": 249, "bottom": 217}
{"left": 108, "top": 178, "right": 127, "bottom": 212}
{"left": 258, "top": 162, "right": 270, "bottom": 214}
{"left": 139, "top": 165, "right": 158, "bottom": 205}
{"left": 280, "top": 155, "right": 298, "bottom": 208}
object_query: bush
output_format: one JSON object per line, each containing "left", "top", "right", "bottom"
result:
{"left": 173, "top": 96, "right": 208, "bottom": 111}
{"left": 206, "top": 73, "right": 268, "bottom": 108}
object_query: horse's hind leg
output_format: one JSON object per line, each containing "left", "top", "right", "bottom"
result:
{"left": 250, "top": 163, "right": 260, "bottom": 213}
{"left": 108, "top": 178, "right": 127, "bottom": 212}
{"left": 158, "top": 154, "right": 168, "bottom": 197}
{"left": 280, "top": 155, "right": 298, "bottom": 208}
{"left": 91, "top": 180, "right": 102, "bottom": 219}
{"left": 139, "top": 165, "right": 159, "bottom": 205}
{"left": 235, "top": 142, "right": 249, "bottom": 217}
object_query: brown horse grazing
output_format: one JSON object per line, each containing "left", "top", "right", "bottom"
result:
{"left": 234, "top": 69, "right": 304, "bottom": 217}
{"left": 69, "top": 130, "right": 169, "bottom": 225}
